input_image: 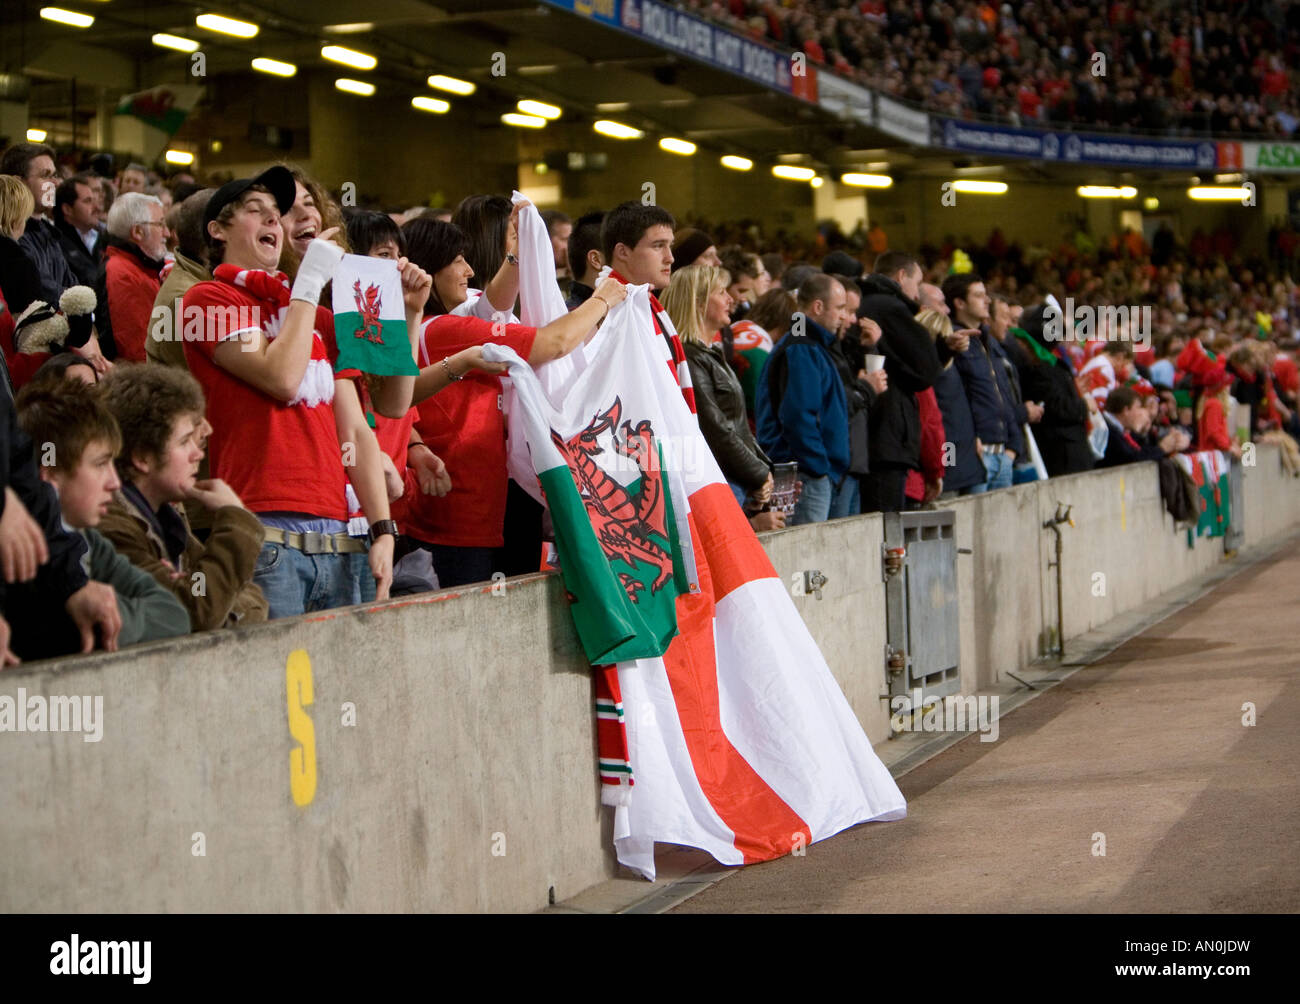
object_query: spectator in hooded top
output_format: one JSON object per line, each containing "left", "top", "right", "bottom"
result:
{"left": 565, "top": 211, "right": 605, "bottom": 311}
{"left": 15, "top": 380, "right": 190, "bottom": 650}
{"left": 0, "top": 379, "right": 127, "bottom": 663}
{"left": 96, "top": 192, "right": 167, "bottom": 362}
{"left": 756, "top": 273, "right": 853, "bottom": 524}
{"left": 97, "top": 363, "right": 268, "bottom": 630}
{"left": 53, "top": 173, "right": 104, "bottom": 288}
{"left": 857, "top": 253, "right": 943, "bottom": 512}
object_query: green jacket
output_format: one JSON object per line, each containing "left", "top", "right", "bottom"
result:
{"left": 79, "top": 528, "right": 191, "bottom": 647}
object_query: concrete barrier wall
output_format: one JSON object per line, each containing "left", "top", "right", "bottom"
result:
{"left": 3, "top": 446, "right": 1297, "bottom": 913}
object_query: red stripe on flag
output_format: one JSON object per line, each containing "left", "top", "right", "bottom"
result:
{"left": 688, "top": 481, "right": 777, "bottom": 602}
{"left": 662, "top": 509, "right": 809, "bottom": 863}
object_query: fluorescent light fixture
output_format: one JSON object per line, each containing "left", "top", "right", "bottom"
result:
{"left": 427, "top": 74, "right": 475, "bottom": 96}
{"left": 40, "top": 7, "right": 94, "bottom": 27}
{"left": 1077, "top": 185, "right": 1137, "bottom": 198}
{"left": 1143, "top": 197, "right": 1159, "bottom": 211}
{"left": 950, "top": 180, "right": 1008, "bottom": 194}
{"left": 334, "top": 78, "right": 375, "bottom": 97}
{"left": 323, "top": 22, "right": 374, "bottom": 34}
{"left": 842, "top": 172, "right": 893, "bottom": 188}
{"left": 195, "top": 13, "right": 258, "bottom": 38}
{"left": 517, "top": 99, "right": 562, "bottom": 120}
{"left": 165, "top": 149, "right": 195, "bottom": 166}
{"left": 251, "top": 57, "right": 296, "bottom": 77}
{"left": 1214, "top": 173, "right": 1243, "bottom": 184}
{"left": 659, "top": 137, "right": 696, "bottom": 156}
{"left": 720, "top": 155, "right": 753, "bottom": 171}
{"left": 596, "top": 102, "right": 630, "bottom": 112}
{"left": 321, "top": 45, "right": 376, "bottom": 70}
{"left": 152, "top": 33, "right": 200, "bottom": 53}
{"left": 412, "top": 96, "right": 450, "bottom": 114}
{"left": 772, "top": 165, "right": 816, "bottom": 181}
{"left": 593, "top": 120, "right": 643, "bottom": 140}
{"left": 810, "top": 176, "right": 825, "bottom": 188}
{"left": 26, "top": 128, "right": 48, "bottom": 142}
{"left": 1187, "top": 186, "right": 1251, "bottom": 201}
{"left": 501, "top": 112, "right": 546, "bottom": 129}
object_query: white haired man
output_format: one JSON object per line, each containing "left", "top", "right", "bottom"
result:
{"left": 96, "top": 191, "right": 166, "bottom": 361}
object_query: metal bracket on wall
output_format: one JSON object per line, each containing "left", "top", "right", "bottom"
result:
{"left": 801, "top": 569, "right": 827, "bottom": 599}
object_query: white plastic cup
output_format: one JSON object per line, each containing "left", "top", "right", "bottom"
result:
{"left": 865, "top": 355, "right": 885, "bottom": 373}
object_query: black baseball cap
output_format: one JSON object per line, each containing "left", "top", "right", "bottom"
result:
{"left": 203, "top": 165, "right": 296, "bottom": 229}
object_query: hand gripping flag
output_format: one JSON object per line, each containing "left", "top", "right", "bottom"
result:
{"left": 484, "top": 283, "right": 906, "bottom": 881}
{"left": 331, "top": 254, "right": 417, "bottom": 378}
{"left": 1174, "top": 449, "right": 1231, "bottom": 538}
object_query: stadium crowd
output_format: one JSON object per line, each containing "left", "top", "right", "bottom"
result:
{"left": 681, "top": 0, "right": 1300, "bottom": 136}
{"left": 1, "top": 140, "right": 1297, "bottom": 662}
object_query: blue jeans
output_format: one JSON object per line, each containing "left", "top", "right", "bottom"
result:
{"left": 792, "top": 474, "right": 832, "bottom": 525}
{"left": 255, "top": 543, "right": 372, "bottom": 619}
{"left": 966, "top": 450, "right": 1013, "bottom": 495}
{"left": 829, "top": 476, "right": 860, "bottom": 519}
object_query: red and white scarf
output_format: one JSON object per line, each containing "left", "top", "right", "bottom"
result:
{"left": 212, "top": 265, "right": 335, "bottom": 407}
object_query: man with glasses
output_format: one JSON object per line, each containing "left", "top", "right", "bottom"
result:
{"left": 0, "top": 142, "right": 79, "bottom": 306}
{"left": 96, "top": 192, "right": 167, "bottom": 362}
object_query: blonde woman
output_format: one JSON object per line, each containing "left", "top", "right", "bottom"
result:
{"left": 662, "top": 264, "right": 777, "bottom": 526}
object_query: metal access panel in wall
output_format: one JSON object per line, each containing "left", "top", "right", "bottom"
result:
{"left": 881, "top": 510, "right": 961, "bottom": 708}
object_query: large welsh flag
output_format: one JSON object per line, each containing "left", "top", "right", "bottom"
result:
{"left": 331, "top": 255, "right": 417, "bottom": 377}
{"left": 486, "top": 277, "right": 906, "bottom": 881}
{"left": 1174, "top": 449, "right": 1231, "bottom": 538}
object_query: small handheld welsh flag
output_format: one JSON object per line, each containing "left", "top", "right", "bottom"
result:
{"left": 331, "top": 255, "right": 417, "bottom": 377}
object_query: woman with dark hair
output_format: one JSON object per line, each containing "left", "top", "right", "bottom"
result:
{"left": 451, "top": 194, "right": 510, "bottom": 288}
{"left": 1013, "top": 304, "right": 1095, "bottom": 476}
{"left": 400, "top": 216, "right": 629, "bottom": 587}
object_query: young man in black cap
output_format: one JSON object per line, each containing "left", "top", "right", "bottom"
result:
{"left": 181, "top": 166, "right": 430, "bottom": 617}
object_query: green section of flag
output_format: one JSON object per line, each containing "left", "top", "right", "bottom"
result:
{"left": 1194, "top": 471, "right": 1230, "bottom": 538}
{"left": 540, "top": 444, "right": 687, "bottom": 664}
{"left": 737, "top": 346, "right": 770, "bottom": 418}
{"left": 333, "top": 312, "right": 417, "bottom": 376}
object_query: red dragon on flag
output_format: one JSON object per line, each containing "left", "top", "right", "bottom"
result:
{"left": 351, "top": 280, "right": 385, "bottom": 344}
{"left": 551, "top": 396, "right": 673, "bottom": 601}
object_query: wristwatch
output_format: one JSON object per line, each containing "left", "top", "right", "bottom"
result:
{"left": 368, "top": 519, "right": 399, "bottom": 543}
{"left": 505, "top": 252, "right": 519, "bottom": 266}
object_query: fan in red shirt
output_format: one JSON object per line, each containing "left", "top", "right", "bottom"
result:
{"left": 400, "top": 214, "right": 627, "bottom": 588}
{"left": 182, "top": 166, "right": 429, "bottom": 618}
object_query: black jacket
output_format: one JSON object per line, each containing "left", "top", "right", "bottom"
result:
{"left": 0, "top": 236, "right": 43, "bottom": 315}
{"left": 55, "top": 219, "right": 102, "bottom": 289}
{"left": 932, "top": 362, "right": 986, "bottom": 491}
{"left": 685, "top": 339, "right": 771, "bottom": 494}
{"left": 1014, "top": 307, "right": 1094, "bottom": 477}
{"left": 828, "top": 337, "right": 877, "bottom": 476}
{"left": 0, "top": 385, "right": 91, "bottom": 659}
{"left": 1097, "top": 413, "right": 1165, "bottom": 468}
{"left": 858, "top": 274, "right": 941, "bottom": 469}
{"left": 16, "top": 216, "right": 78, "bottom": 307}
